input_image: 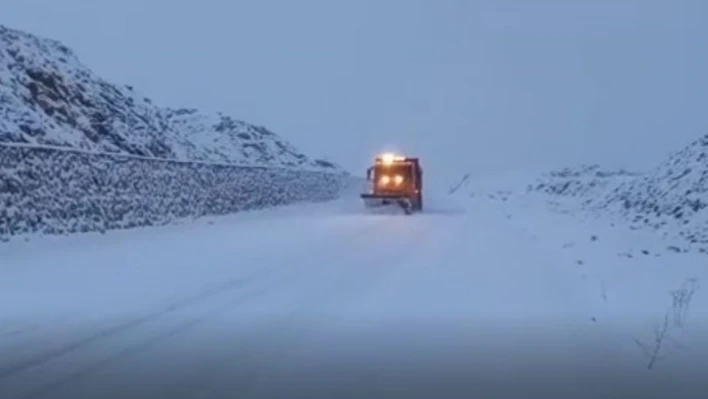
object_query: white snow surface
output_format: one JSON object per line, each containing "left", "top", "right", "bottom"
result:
{"left": 0, "top": 24, "right": 339, "bottom": 171}
{"left": 458, "top": 133, "right": 708, "bottom": 253}
{"left": 1, "top": 190, "right": 706, "bottom": 398}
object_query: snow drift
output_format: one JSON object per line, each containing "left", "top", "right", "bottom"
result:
{"left": 458, "top": 134, "right": 708, "bottom": 253}
{"left": 0, "top": 24, "right": 350, "bottom": 240}
{"left": 601, "top": 135, "right": 708, "bottom": 248}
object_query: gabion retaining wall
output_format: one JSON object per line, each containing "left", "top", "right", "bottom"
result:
{"left": 0, "top": 145, "right": 350, "bottom": 239}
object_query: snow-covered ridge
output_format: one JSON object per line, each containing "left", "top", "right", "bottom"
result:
{"left": 0, "top": 24, "right": 340, "bottom": 171}
{"left": 459, "top": 134, "right": 708, "bottom": 252}
{"left": 599, "top": 134, "right": 708, "bottom": 247}
{"left": 527, "top": 164, "right": 639, "bottom": 208}
{"left": 0, "top": 24, "right": 352, "bottom": 240}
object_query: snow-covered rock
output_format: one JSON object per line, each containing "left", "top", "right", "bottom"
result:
{"left": 0, "top": 24, "right": 339, "bottom": 170}
{"left": 529, "top": 165, "right": 637, "bottom": 198}
{"left": 601, "top": 134, "right": 708, "bottom": 247}
{"left": 459, "top": 135, "right": 708, "bottom": 253}
{"left": 0, "top": 24, "right": 349, "bottom": 240}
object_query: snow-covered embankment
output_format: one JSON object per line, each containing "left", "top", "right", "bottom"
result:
{"left": 0, "top": 23, "right": 354, "bottom": 240}
{"left": 0, "top": 144, "right": 353, "bottom": 239}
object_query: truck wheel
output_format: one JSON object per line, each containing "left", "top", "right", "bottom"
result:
{"left": 399, "top": 199, "right": 412, "bottom": 215}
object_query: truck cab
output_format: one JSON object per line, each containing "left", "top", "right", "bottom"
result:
{"left": 361, "top": 153, "right": 423, "bottom": 214}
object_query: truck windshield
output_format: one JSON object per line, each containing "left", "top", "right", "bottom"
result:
{"left": 375, "top": 163, "right": 413, "bottom": 180}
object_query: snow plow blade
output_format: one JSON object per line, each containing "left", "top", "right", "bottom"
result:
{"left": 360, "top": 193, "right": 417, "bottom": 215}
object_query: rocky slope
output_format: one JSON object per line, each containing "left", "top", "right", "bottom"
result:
{"left": 599, "top": 134, "right": 708, "bottom": 247}
{"left": 0, "top": 24, "right": 338, "bottom": 170}
{"left": 459, "top": 135, "right": 708, "bottom": 253}
{"left": 0, "top": 24, "right": 348, "bottom": 240}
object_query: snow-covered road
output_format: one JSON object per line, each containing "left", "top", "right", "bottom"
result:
{"left": 1, "top": 193, "right": 706, "bottom": 398}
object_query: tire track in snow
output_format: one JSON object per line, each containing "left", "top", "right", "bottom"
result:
{"left": 9, "top": 279, "right": 284, "bottom": 399}
{"left": 207, "top": 212, "right": 530, "bottom": 399}
{"left": 176, "top": 216, "right": 437, "bottom": 399}
{"left": 0, "top": 217, "right": 386, "bottom": 394}
{"left": 12, "top": 214, "right": 427, "bottom": 399}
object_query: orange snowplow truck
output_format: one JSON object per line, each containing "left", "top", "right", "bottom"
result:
{"left": 360, "top": 153, "right": 423, "bottom": 214}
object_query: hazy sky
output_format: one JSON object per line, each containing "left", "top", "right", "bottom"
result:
{"left": 3, "top": 0, "right": 708, "bottom": 185}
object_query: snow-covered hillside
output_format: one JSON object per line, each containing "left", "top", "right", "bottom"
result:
{"left": 0, "top": 24, "right": 350, "bottom": 240}
{"left": 602, "top": 135, "right": 708, "bottom": 246}
{"left": 162, "top": 108, "right": 337, "bottom": 169}
{"left": 457, "top": 134, "right": 708, "bottom": 253}
{"left": 0, "top": 24, "right": 338, "bottom": 170}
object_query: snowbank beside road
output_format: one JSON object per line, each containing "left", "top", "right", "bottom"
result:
{"left": 489, "top": 192, "right": 708, "bottom": 372}
{"left": 455, "top": 132, "right": 708, "bottom": 254}
{"left": 455, "top": 171, "right": 708, "bottom": 380}
{"left": 461, "top": 134, "right": 708, "bottom": 253}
